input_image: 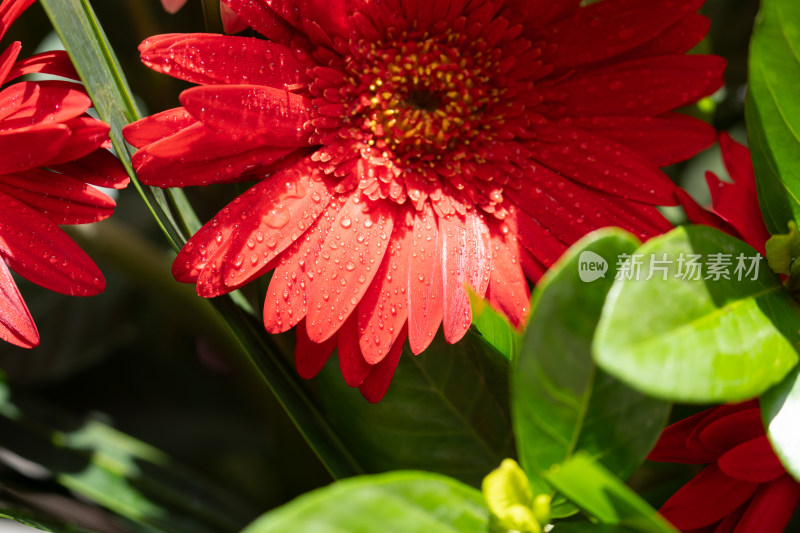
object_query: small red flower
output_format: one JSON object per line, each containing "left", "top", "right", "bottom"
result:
{"left": 0, "top": 0, "right": 128, "bottom": 348}
{"left": 678, "top": 132, "right": 771, "bottom": 254}
{"left": 125, "top": 0, "right": 724, "bottom": 400}
{"left": 649, "top": 402, "right": 800, "bottom": 532}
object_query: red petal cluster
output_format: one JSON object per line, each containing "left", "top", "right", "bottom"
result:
{"left": 650, "top": 402, "right": 800, "bottom": 532}
{"left": 0, "top": 0, "right": 128, "bottom": 348}
{"left": 678, "top": 133, "right": 771, "bottom": 254}
{"left": 125, "top": 0, "right": 724, "bottom": 401}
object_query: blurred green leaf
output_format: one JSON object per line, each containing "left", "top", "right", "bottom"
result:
{"left": 468, "top": 288, "right": 522, "bottom": 361}
{"left": 594, "top": 225, "right": 800, "bottom": 403}
{"left": 240, "top": 471, "right": 488, "bottom": 533}
{"left": 0, "top": 376, "right": 256, "bottom": 533}
{"left": 762, "top": 366, "right": 800, "bottom": 482}
{"left": 316, "top": 329, "right": 514, "bottom": 487}
{"left": 746, "top": 0, "right": 800, "bottom": 234}
{"left": 546, "top": 455, "right": 676, "bottom": 533}
{"left": 513, "top": 230, "right": 669, "bottom": 500}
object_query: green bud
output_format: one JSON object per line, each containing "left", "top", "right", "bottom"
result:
{"left": 482, "top": 459, "right": 547, "bottom": 533}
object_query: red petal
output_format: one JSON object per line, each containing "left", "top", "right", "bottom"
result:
{"left": 122, "top": 107, "right": 196, "bottom": 149}
{"left": 139, "top": 33, "right": 312, "bottom": 88}
{"left": 161, "top": 0, "right": 186, "bottom": 14}
{"left": 548, "top": 55, "right": 726, "bottom": 117}
{"left": 357, "top": 223, "right": 411, "bottom": 364}
{"left": 734, "top": 475, "right": 800, "bottom": 533}
{"left": 622, "top": 14, "right": 711, "bottom": 60}
{"left": 359, "top": 326, "right": 407, "bottom": 403}
{"left": 338, "top": 314, "right": 372, "bottom": 387}
{"left": 529, "top": 124, "right": 679, "bottom": 205}
{"left": 0, "top": 123, "right": 70, "bottom": 174}
{"left": 222, "top": 0, "right": 296, "bottom": 44}
{"left": 5, "top": 50, "right": 80, "bottom": 83}
{"left": 131, "top": 121, "right": 297, "bottom": 187}
{"left": 0, "top": 168, "right": 115, "bottom": 224}
{"left": 570, "top": 113, "right": 716, "bottom": 167}
{"left": 649, "top": 407, "right": 721, "bottom": 464}
{"left": 0, "top": 191, "right": 104, "bottom": 295}
{"left": 46, "top": 116, "right": 110, "bottom": 166}
{"left": 543, "top": 0, "right": 704, "bottom": 70}
{"left": 222, "top": 164, "right": 334, "bottom": 291}
{"left": 0, "top": 0, "right": 35, "bottom": 41}
{"left": 440, "top": 210, "right": 491, "bottom": 344}
{"left": 699, "top": 408, "right": 765, "bottom": 455}
{"left": 295, "top": 318, "right": 335, "bottom": 379}
{"left": 0, "top": 257, "right": 37, "bottom": 348}
{"left": 508, "top": 203, "right": 570, "bottom": 268}
{"left": 718, "top": 436, "right": 787, "bottom": 483}
{"left": 677, "top": 187, "right": 739, "bottom": 239}
{"left": 221, "top": 2, "right": 249, "bottom": 34}
{"left": 305, "top": 195, "right": 394, "bottom": 343}
{"left": 0, "top": 41, "right": 21, "bottom": 85}
{"left": 259, "top": 0, "right": 347, "bottom": 42}
{"left": 659, "top": 464, "right": 758, "bottom": 530}
{"left": 0, "top": 81, "right": 90, "bottom": 128}
{"left": 485, "top": 220, "right": 530, "bottom": 328}
{"left": 264, "top": 198, "right": 342, "bottom": 334}
{"left": 407, "top": 203, "right": 444, "bottom": 354}
{"left": 506, "top": 0, "right": 579, "bottom": 26}
{"left": 180, "top": 84, "right": 312, "bottom": 145}
{"left": 51, "top": 149, "right": 129, "bottom": 190}
{"left": 711, "top": 133, "right": 771, "bottom": 253}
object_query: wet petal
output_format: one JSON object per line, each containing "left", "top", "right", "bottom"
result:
{"left": 440, "top": 210, "right": 491, "bottom": 344}
{"left": 0, "top": 41, "right": 21, "bottom": 86}
{"left": 0, "top": 257, "right": 37, "bottom": 348}
{"left": 357, "top": 223, "right": 411, "bottom": 364}
{"left": 46, "top": 116, "right": 110, "bottom": 165}
{"left": 338, "top": 314, "right": 372, "bottom": 387}
{"left": 486, "top": 218, "right": 529, "bottom": 328}
{"left": 295, "top": 318, "right": 336, "bottom": 379}
{"left": 51, "top": 149, "right": 130, "bottom": 190}
{"left": 122, "top": 107, "right": 196, "bottom": 149}
{"left": 306, "top": 194, "right": 394, "bottom": 343}
{"left": 222, "top": 0, "right": 296, "bottom": 44}
{"left": 140, "top": 33, "right": 312, "bottom": 88}
{"left": 0, "top": 80, "right": 90, "bottom": 128}
{"left": 5, "top": 50, "right": 80, "bottom": 83}
{"left": 359, "top": 326, "right": 407, "bottom": 403}
{"left": 0, "top": 0, "right": 35, "bottom": 41}
{"left": 407, "top": 203, "right": 443, "bottom": 354}
{"left": 0, "top": 123, "right": 70, "bottom": 174}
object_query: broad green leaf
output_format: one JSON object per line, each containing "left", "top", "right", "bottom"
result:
{"left": 513, "top": 230, "right": 670, "bottom": 497}
{"left": 546, "top": 455, "right": 676, "bottom": 533}
{"left": 469, "top": 288, "right": 522, "bottom": 361}
{"left": 594, "top": 225, "right": 800, "bottom": 403}
{"left": 40, "top": 0, "right": 365, "bottom": 480}
{"left": 762, "top": 367, "right": 800, "bottom": 482}
{"left": 746, "top": 0, "right": 800, "bottom": 234}
{"left": 240, "top": 472, "right": 488, "bottom": 533}
{"left": 316, "top": 329, "right": 514, "bottom": 487}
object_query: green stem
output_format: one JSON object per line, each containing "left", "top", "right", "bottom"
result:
{"left": 201, "top": 0, "right": 223, "bottom": 33}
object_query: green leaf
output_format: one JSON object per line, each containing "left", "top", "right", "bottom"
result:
{"left": 316, "top": 329, "right": 514, "bottom": 487}
{"left": 468, "top": 289, "right": 522, "bottom": 361}
{"left": 746, "top": 0, "right": 800, "bottom": 234}
{"left": 240, "top": 472, "right": 489, "bottom": 533}
{"left": 546, "top": 455, "right": 676, "bottom": 533}
{"left": 594, "top": 225, "right": 800, "bottom": 403}
{"left": 513, "top": 230, "right": 670, "bottom": 498}
{"left": 762, "top": 367, "right": 800, "bottom": 482}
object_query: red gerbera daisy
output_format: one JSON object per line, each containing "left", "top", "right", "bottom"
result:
{"left": 124, "top": 0, "right": 724, "bottom": 401}
{"left": 649, "top": 401, "right": 800, "bottom": 532}
{"left": 161, "top": 0, "right": 248, "bottom": 33}
{"left": 0, "top": 0, "right": 128, "bottom": 348}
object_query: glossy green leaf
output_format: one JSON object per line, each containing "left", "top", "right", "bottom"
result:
{"left": 746, "top": 0, "right": 800, "bottom": 234}
{"left": 594, "top": 225, "right": 800, "bottom": 403}
{"left": 546, "top": 455, "right": 676, "bottom": 533}
{"left": 762, "top": 367, "right": 800, "bottom": 482}
{"left": 240, "top": 472, "right": 488, "bottom": 533}
{"left": 513, "top": 230, "right": 670, "bottom": 496}
{"left": 316, "top": 329, "right": 514, "bottom": 487}
{"left": 469, "top": 288, "right": 522, "bottom": 361}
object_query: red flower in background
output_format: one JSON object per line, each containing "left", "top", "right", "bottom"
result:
{"left": 124, "top": 0, "right": 724, "bottom": 401}
{"left": 0, "top": 0, "right": 128, "bottom": 348}
{"left": 160, "top": 0, "right": 247, "bottom": 33}
{"left": 649, "top": 401, "right": 800, "bottom": 532}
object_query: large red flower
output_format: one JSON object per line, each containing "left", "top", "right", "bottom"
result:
{"left": 649, "top": 402, "right": 800, "bottom": 532}
{"left": 0, "top": 0, "right": 128, "bottom": 348}
{"left": 124, "top": 0, "right": 724, "bottom": 401}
